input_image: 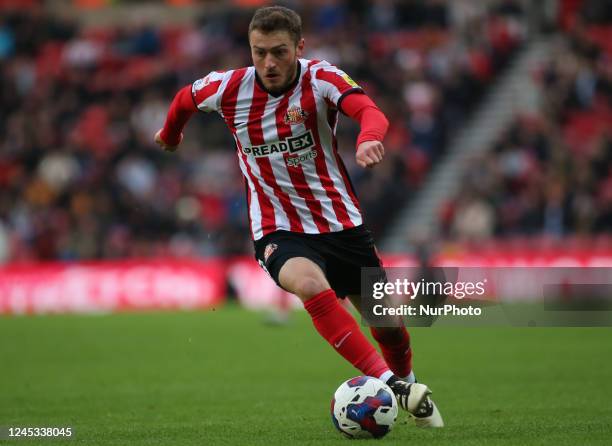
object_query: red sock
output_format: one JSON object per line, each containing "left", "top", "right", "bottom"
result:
{"left": 370, "top": 327, "right": 412, "bottom": 378}
{"left": 304, "top": 289, "right": 390, "bottom": 379}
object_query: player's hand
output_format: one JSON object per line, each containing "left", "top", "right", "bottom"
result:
{"left": 154, "top": 129, "right": 182, "bottom": 152}
{"left": 356, "top": 140, "right": 385, "bottom": 168}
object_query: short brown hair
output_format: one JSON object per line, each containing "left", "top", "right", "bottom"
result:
{"left": 248, "top": 6, "right": 302, "bottom": 45}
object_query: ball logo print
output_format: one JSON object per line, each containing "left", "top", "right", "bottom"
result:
{"left": 346, "top": 376, "right": 370, "bottom": 387}
{"left": 331, "top": 376, "right": 398, "bottom": 439}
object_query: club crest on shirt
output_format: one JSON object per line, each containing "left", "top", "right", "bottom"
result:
{"left": 264, "top": 243, "right": 278, "bottom": 262}
{"left": 284, "top": 106, "right": 308, "bottom": 125}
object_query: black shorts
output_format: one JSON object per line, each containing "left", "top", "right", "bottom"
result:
{"left": 254, "top": 225, "right": 383, "bottom": 298}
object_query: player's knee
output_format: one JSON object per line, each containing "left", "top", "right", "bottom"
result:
{"left": 292, "top": 276, "right": 328, "bottom": 301}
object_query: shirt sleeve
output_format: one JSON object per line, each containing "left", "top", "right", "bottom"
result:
{"left": 341, "top": 93, "right": 389, "bottom": 149}
{"left": 191, "top": 71, "right": 225, "bottom": 113}
{"left": 312, "top": 61, "right": 364, "bottom": 111}
{"left": 159, "top": 85, "right": 197, "bottom": 146}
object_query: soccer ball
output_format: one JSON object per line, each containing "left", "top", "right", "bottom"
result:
{"left": 330, "top": 376, "right": 398, "bottom": 439}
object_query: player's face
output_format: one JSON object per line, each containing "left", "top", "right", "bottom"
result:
{"left": 249, "top": 30, "right": 304, "bottom": 94}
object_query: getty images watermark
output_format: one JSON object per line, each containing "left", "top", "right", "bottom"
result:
{"left": 359, "top": 267, "right": 486, "bottom": 327}
{"left": 360, "top": 267, "right": 612, "bottom": 327}
{"left": 370, "top": 277, "right": 486, "bottom": 317}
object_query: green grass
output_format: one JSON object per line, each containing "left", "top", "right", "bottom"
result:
{"left": 1, "top": 305, "right": 611, "bottom": 445}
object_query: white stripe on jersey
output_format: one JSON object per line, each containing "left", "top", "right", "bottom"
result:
{"left": 314, "top": 108, "right": 362, "bottom": 227}
{"left": 261, "top": 93, "right": 320, "bottom": 234}
{"left": 284, "top": 86, "right": 344, "bottom": 231}
{"left": 236, "top": 149, "right": 263, "bottom": 240}
{"left": 193, "top": 59, "right": 366, "bottom": 240}
{"left": 196, "top": 71, "right": 231, "bottom": 113}
{"left": 234, "top": 69, "right": 290, "bottom": 237}
{"left": 213, "top": 71, "right": 264, "bottom": 239}
{"left": 308, "top": 59, "right": 363, "bottom": 227}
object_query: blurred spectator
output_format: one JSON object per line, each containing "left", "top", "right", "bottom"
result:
{"left": 451, "top": 194, "right": 496, "bottom": 241}
{"left": 0, "top": 1, "right": 526, "bottom": 263}
{"left": 443, "top": 7, "right": 612, "bottom": 241}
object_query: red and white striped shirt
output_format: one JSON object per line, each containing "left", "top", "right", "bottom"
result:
{"left": 191, "top": 58, "right": 371, "bottom": 240}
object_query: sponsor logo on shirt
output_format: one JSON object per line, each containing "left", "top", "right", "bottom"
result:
{"left": 241, "top": 130, "right": 315, "bottom": 157}
{"left": 286, "top": 149, "right": 317, "bottom": 168}
{"left": 342, "top": 73, "right": 359, "bottom": 88}
{"left": 193, "top": 74, "right": 211, "bottom": 91}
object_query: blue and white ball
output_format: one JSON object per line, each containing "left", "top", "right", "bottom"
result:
{"left": 330, "top": 376, "right": 398, "bottom": 439}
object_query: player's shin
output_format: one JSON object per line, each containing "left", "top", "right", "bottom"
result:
{"left": 303, "top": 289, "right": 389, "bottom": 379}
{"left": 370, "top": 326, "right": 414, "bottom": 380}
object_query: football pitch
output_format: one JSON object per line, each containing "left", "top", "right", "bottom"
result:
{"left": 1, "top": 305, "right": 611, "bottom": 445}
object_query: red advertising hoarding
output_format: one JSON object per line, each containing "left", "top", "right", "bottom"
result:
{"left": 2, "top": 250, "right": 612, "bottom": 314}
{"left": 0, "top": 259, "right": 226, "bottom": 314}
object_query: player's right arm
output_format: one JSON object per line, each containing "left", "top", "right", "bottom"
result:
{"left": 155, "top": 71, "right": 225, "bottom": 152}
{"left": 155, "top": 85, "right": 195, "bottom": 152}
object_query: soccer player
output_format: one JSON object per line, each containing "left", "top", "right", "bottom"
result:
{"left": 155, "top": 6, "right": 443, "bottom": 427}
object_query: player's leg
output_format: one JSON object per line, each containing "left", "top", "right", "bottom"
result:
{"left": 317, "top": 226, "right": 414, "bottom": 381}
{"left": 277, "top": 256, "right": 330, "bottom": 300}
{"left": 277, "top": 257, "right": 392, "bottom": 381}
{"left": 313, "top": 224, "right": 443, "bottom": 428}
{"left": 347, "top": 294, "right": 414, "bottom": 382}
{"left": 347, "top": 295, "right": 443, "bottom": 427}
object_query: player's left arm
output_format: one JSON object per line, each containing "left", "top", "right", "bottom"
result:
{"left": 340, "top": 93, "right": 389, "bottom": 169}
{"left": 313, "top": 63, "right": 389, "bottom": 168}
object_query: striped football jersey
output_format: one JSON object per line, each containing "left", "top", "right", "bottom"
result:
{"left": 191, "top": 58, "right": 364, "bottom": 240}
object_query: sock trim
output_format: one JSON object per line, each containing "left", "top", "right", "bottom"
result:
{"left": 404, "top": 370, "right": 416, "bottom": 383}
{"left": 379, "top": 370, "right": 394, "bottom": 383}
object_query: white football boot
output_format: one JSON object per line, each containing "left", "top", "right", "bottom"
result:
{"left": 390, "top": 381, "right": 444, "bottom": 428}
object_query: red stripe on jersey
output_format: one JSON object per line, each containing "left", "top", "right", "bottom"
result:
{"left": 248, "top": 84, "right": 304, "bottom": 233}
{"left": 301, "top": 67, "right": 355, "bottom": 229}
{"left": 221, "top": 69, "right": 247, "bottom": 127}
{"left": 333, "top": 144, "right": 362, "bottom": 213}
{"left": 315, "top": 69, "right": 355, "bottom": 96}
{"left": 276, "top": 89, "right": 330, "bottom": 233}
{"left": 193, "top": 79, "right": 222, "bottom": 106}
{"left": 328, "top": 109, "right": 361, "bottom": 211}
{"left": 222, "top": 68, "right": 276, "bottom": 235}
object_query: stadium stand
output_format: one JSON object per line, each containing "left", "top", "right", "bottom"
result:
{"left": 441, "top": 0, "right": 612, "bottom": 242}
{"left": 0, "top": 0, "right": 525, "bottom": 262}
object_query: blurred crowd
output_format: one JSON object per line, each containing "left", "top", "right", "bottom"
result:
{"left": 0, "top": 0, "right": 525, "bottom": 262}
{"left": 442, "top": 3, "right": 612, "bottom": 241}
